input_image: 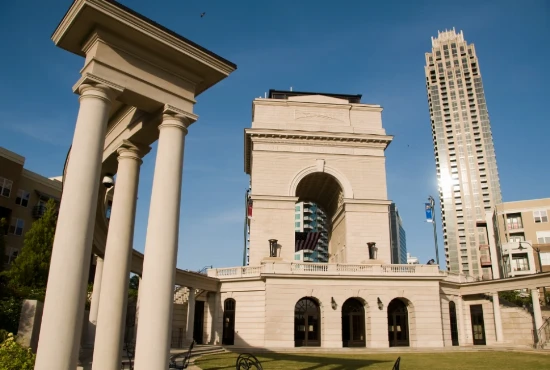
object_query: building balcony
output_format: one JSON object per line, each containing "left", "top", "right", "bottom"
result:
{"left": 207, "top": 262, "right": 442, "bottom": 279}
{"left": 32, "top": 205, "right": 47, "bottom": 219}
{"left": 480, "top": 256, "right": 492, "bottom": 267}
{"left": 303, "top": 224, "right": 313, "bottom": 230}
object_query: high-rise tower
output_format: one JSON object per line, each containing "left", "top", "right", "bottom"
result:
{"left": 424, "top": 29, "right": 502, "bottom": 278}
{"left": 389, "top": 203, "right": 407, "bottom": 264}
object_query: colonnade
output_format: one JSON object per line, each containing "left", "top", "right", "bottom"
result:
{"left": 451, "top": 287, "right": 544, "bottom": 346}
{"left": 33, "top": 83, "right": 201, "bottom": 370}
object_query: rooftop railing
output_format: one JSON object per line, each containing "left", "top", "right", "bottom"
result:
{"left": 207, "top": 262, "right": 442, "bottom": 279}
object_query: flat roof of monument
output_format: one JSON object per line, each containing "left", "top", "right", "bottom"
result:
{"left": 52, "top": 0, "right": 236, "bottom": 94}
{"left": 268, "top": 89, "right": 362, "bottom": 103}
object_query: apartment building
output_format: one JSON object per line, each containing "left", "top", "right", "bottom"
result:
{"left": 294, "top": 201, "right": 329, "bottom": 263}
{"left": 0, "top": 147, "right": 62, "bottom": 266}
{"left": 490, "top": 198, "right": 550, "bottom": 278}
{"left": 424, "top": 29, "right": 502, "bottom": 278}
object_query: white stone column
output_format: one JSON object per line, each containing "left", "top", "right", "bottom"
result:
{"left": 491, "top": 292, "right": 504, "bottom": 343}
{"left": 134, "top": 109, "right": 194, "bottom": 370}
{"left": 455, "top": 295, "right": 466, "bottom": 346}
{"left": 86, "top": 255, "right": 104, "bottom": 346}
{"left": 35, "top": 83, "right": 119, "bottom": 370}
{"left": 207, "top": 292, "right": 221, "bottom": 345}
{"left": 186, "top": 288, "right": 196, "bottom": 342}
{"left": 92, "top": 141, "right": 147, "bottom": 370}
{"left": 532, "top": 288, "right": 544, "bottom": 340}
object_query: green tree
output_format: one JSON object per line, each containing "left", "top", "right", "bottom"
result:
{"left": 128, "top": 275, "right": 140, "bottom": 300}
{"left": 5, "top": 199, "right": 57, "bottom": 290}
{"left": 0, "top": 218, "right": 6, "bottom": 273}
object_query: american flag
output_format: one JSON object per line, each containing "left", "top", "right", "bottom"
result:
{"left": 295, "top": 232, "right": 321, "bottom": 252}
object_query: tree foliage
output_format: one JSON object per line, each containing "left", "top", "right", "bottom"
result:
{"left": 128, "top": 274, "right": 140, "bottom": 301}
{"left": 0, "top": 333, "right": 35, "bottom": 370}
{"left": 0, "top": 218, "right": 6, "bottom": 273}
{"left": 4, "top": 199, "right": 57, "bottom": 289}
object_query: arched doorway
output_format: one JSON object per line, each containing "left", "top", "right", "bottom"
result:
{"left": 294, "top": 297, "right": 321, "bottom": 347}
{"left": 449, "top": 301, "right": 459, "bottom": 346}
{"left": 342, "top": 298, "right": 365, "bottom": 347}
{"left": 387, "top": 299, "right": 409, "bottom": 347}
{"left": 222, "top": 298, "right": 236, "bottom": 345}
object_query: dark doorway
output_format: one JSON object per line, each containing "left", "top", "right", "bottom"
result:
{"left": 222, "top": 298, "right": 236, "bottom": 345}
{"left": 193, "top": 301, "right": 205, "bottom": 344}
{"left": 470, "top": 304, "right": 486, "bottom": 345}
{"left": 342, "top": 298, "right": 366, "bottom": 347}
{"left": 388, "top": 299, "right": 409, "bottom": 347}
{"left": 449, "top": 301, "right": 459, "bottom": 346}
{"left": 294, "top": 297, "right": 321, "bottom": 347}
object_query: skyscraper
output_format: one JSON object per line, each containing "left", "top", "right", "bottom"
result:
{"left": 294, "top": 201, "right": 329, "bottom": 263}
{"left": 424, "top": 29, "right": 502, "bottom": 278}
{"left": 389, "top": 203, "right": 407, "bottom": 264}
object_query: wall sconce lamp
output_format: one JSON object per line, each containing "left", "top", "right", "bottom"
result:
{"left": 377, "top": 297, "right": 383, "bottom": 310}
{"left": 331, "top": 297, "right": 337, "bottom": 310}
{"left": 268, "top": 239, "right": 278, "bottom": 257}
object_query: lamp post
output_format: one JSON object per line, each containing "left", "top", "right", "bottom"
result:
{"left": 518, "top": 241, "right": 547, "bottom": 306}
{"left": 427, "top": 196, "right": 440, "bottom": 266}
{"left": 367, "top": 242, "right": 377, "bottom": 260}
{"left": 268, "top": 239, "right": 278, "bottom": 257}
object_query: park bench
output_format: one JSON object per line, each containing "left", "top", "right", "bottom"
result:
{"left": 235, "top": 353, "right": 263, "bottom": 370}
{"left": 169, "top": 340, "right": 195, "bottom": 369}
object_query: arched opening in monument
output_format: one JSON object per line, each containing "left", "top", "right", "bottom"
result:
{"left": 294, "top": 172, "right": 344, "bottom": 263}
{"left": 222, "top": 298, "right": 236, "bottom": 345}
{"left": 342, "top": 298, "right": 366, "bottom": 347}
{"left": 449, "top": 301, "right": 459, "bottom": 346}
{"left": 387, "top": 298, "right": 410, "bottom": 347}
{"left": 294, "top": 297, "right": 321, "bottom": 347}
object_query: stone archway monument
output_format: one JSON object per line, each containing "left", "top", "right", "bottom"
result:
{"left": 35, "top": 1, "right": 236, "bottom": 370}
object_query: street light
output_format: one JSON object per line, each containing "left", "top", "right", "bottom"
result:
{"left": 518, "top": 241, "right": 547, "bottom": 307}
{"left": 427, "top": 196, "right": 440, "bottom": 266}
{"left": 517, "top": 241, "right": 542, "bottom": 273}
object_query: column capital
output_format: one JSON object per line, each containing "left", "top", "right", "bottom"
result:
{"left": 161, "top": 104, "right": 198, "bottom": 130}
{"left": 73, "top": 73, "right": 124, "bottom": 102}
{"left": 116, "top": 140, "right": 151, "bottom": 163}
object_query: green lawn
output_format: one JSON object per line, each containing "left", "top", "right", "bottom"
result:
{"left": 195, "top": 351, "right": 550, "bottom": 370}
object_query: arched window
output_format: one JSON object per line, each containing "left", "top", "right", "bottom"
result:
{"left": 222, "top": 298, "right": 236, "bottom": 345}
{"left": 294, "top": 297, "right": 320, "bottom": 347}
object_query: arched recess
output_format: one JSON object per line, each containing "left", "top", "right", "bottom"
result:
{"left": 387, "top": 298, "right": 415, "bottom": 347}
{"left": 294, "top": 297, "right": 321, "bottom": 347}
{"left": 342, "top": 298, "right": 366, "bottom": 347}
{"left": 222, "top": 298, "right": 236, "bottom": 345}
{"left": 294, "top": 172, "right": 346, "bottom": 263}
{"left": 289, "top": 165, "right": 354, "bottom": 200}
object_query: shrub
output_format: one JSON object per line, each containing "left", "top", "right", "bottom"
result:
{"left": 0, "top": 333, "right": 35, "bottom": 370}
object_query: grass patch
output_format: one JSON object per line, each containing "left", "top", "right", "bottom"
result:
{"left": 196, "top": 351, "right": 550, "bottom": 370}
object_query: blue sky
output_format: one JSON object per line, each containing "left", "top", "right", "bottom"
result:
{"left": 0, "top": 0, "right": 548, "bottom": 270}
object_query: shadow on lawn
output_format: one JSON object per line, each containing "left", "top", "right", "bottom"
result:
{"left": 197, "top": 352, "right": 391, "bottom": 370}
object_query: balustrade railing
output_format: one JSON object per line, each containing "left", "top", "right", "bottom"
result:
{"left": 208, "top": 262, "right": 441, "bottom": 279}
